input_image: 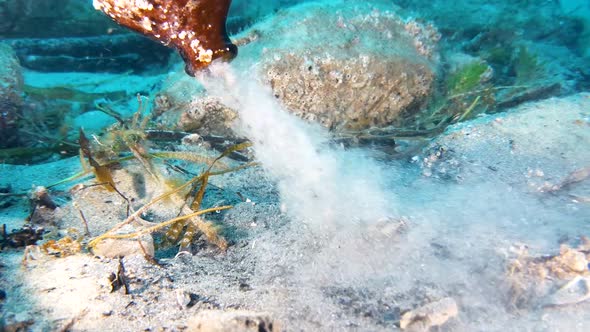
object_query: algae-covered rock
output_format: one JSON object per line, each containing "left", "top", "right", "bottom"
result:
{"left": 152, "top": 75, "right": 239, "bottom": 138}
{"left": 0, "top": 43, "right": 23, "bottom": 148}
{"left": 178, "top": 97, "right": 238, "bottom": 137}
{"left": 154, "top": 0, "right": 439, "bottom": 133}
{"left": 234, "top": 0, "right": 440, "bottom": 131}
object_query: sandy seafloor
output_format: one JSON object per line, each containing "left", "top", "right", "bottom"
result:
{"left": 1, "top": 68, "right": 589, "bottom": 331}
{"left": 1, "top": 0, "right": 590, "bottom": 330}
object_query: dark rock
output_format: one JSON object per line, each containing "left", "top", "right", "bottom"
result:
{"left": 0, "top": 43, "right": 23, "bottom": 148}
{"left": 239, "top": 281, "right": 252, "bottom": 292}
{"left": 0, "top": 1, "right": 172, "bottom": 74}
{"left": 6, "top": 34, "right": 171, "bottom": 73}
{"left": 496, "top": 82, "right": 563, "bottom": 110}
{"left": 0, "top": 0, "right": 117, "bottom": 39}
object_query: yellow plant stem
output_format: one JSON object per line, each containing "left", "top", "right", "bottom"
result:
{"left": 86, "top": 162, "right": 255, "bottom": 249}
{"left": 46, "top": 155, "right": 135, "bottom": 189}
{"left": 80, "top": 142, "right": 254, "bottom": 249}
{"left": 458, "top": 95, "right": 481, "bottom": 122}
{"left": 88, "top": 205, "right": 232, "bottom": 246}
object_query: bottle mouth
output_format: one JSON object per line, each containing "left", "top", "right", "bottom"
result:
{"left": 183, "top": 42, "right": 238, "bottom": 77}
{"left": 222, "top": 43, "right": 238, "bottom": 62}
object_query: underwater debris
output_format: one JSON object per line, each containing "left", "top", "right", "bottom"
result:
{"left": 93, "top": 0, "right": 237, "bottom": 75}
{"left": 40, "top": 235, "right": 83, "bottom": 258}
{"left": 9, "top": 34, "right": 171, "bottom": 73}
{"left": 21, "top": 229, "right": 84, "bottom": 265}
{"left": 399, "top": 297, "right": 458, "bottom": 331}
{"left": 108, "top": 258, "right": 130, "bottom": 294}
{"left": 29, "top": 186, "right": 57, "bottom": 211}
{"left": 506, "top": 239, "right": 590, "bottom": 309}
{"left": 79, "top": 128, "right": 117, "bottom": 192}
{"left": 0, "top": 135, "right": 79, "bottom": 164}
{"left": 27, "top": 186, "right": 59, "bottom": 226}
{"left": 494, "top": 82, "right": 561, "bottom": 110}
{"left": 187, "top": 310, "right": 280, "bottom": 332}
{"left": 540, "top": 166, "right": 590, "bottom": 193}
{"left": 0, "top": 224, "right": 44, "bottom": 249}
{"left": 92, "top": 236, "right": 155, "bottom": 259}
{"left": 544, "top": 275, "right": 590, "bottom": 307}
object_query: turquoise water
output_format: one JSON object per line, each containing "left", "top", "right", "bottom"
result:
{"left": 1, "top": 1, "right": 590, "bottom": 331}
{"left": 0, "top": 0, "right": 588, "bottom": 153}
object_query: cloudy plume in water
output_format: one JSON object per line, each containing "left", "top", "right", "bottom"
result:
{"left": 198, "top": 63, "right": 394, "bottom": 229}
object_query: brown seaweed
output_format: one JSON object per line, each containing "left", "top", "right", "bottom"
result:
{"left": 87, "top": 142, "right": 254, "bottom": 252}
{"left": 0, "top": 224, "right": 45, "bottom": 250}
{"left": 79, "top": 128, "right": 116, "bottom": 191}
{"left": 93, "top": 0, "right": 237, "bottom": 75}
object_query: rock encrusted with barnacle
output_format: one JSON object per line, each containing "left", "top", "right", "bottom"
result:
{"left": 233, "top": 0, "right": 440, "bottom": 131}
{"left": 92, "top": 0, "right": 237, "bottom": 75}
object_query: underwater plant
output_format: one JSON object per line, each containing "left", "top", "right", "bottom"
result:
{"left": 86, "top": 141, "right": 253, "bottom": 254}
{"left": 512, "top": 46, "right": 544, "bottom": 84}
{"left": 0, "top": 86, "right": 250, "bottom": 258}
{"left": 65, "top": 94, "right": 253, "bottom": 254}
{"left": 445, "top": 61, "right": 491, "bottom": 96}
{"left": 76, "top": 1, "right": 254, "bottom": 254}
